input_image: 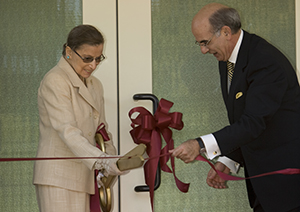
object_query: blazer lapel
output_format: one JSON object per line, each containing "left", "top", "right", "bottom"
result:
{"left": 229, "top": 31, "right": 251, "bottom": 97}
{"left": 77, "top": 81, "right": 99, "bottom": 112}
{"left": 220, "top": 31, "right": 251, "bottom": 121}
{"left": 57, "top": 57, "right": 99, "bottom": 113}
{"left": 219, "top": 61, "right": 229, "bottom": 105}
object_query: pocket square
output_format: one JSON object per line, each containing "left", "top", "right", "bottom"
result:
{"left": 236, "top": 92, "right": 243, "bottom": 99}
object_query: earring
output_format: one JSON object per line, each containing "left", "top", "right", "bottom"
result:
{"left": 67, "top": 56, "right": 70, "bottom": 59}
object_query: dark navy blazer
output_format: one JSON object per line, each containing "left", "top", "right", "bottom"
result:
{"left": 213, "top": 31, "right": 300, "bottom": 212}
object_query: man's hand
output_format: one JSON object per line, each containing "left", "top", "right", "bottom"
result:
{"left": 169, "top": 139, "right": 200, "bottom": 163}
{"left": 207, "top": 162, "right": 230, "bottom": 189}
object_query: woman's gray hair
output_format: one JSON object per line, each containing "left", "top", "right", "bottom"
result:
{"left": 209, "top": 7, "right": 241, "bottom": 35}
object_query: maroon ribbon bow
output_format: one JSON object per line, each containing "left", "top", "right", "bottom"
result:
{"left": 90, "top": 123, "right": 110, "bottom": 212}
{"left": 129, "top": 98, "right": 190, "bottom": 211}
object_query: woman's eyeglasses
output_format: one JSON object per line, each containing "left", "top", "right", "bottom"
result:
{"left": 72, "top": 48, "right": 105, "bottom": 63}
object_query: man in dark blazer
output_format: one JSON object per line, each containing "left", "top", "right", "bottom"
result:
{"left": 170, "top": 3, "right": 300, "bottom": 212}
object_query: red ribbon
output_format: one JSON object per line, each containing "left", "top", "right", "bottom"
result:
{"left": 96, "top": 123, "right": 110, "bottom": 141}
{"left": 195, "top": 154, "right": 300, "bottom": 181}
{"left": 129, "top": 98, "right": 189, "bottom": 211}
{"left": 90, "top": 123, "right": 110, "bottom": 212}
{"left": 2, "top": 153, "right": 299, "bottom": 181}
{"left": 0, "top": 156, "right": 119, "bottom": 162}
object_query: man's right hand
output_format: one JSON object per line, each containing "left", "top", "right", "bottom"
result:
{"left": 169, "top": 139, "right": 200, "bottom": 163}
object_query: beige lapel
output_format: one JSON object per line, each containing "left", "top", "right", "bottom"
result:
{"left": 58, "top": 57, "right": 99, "bottom": 113}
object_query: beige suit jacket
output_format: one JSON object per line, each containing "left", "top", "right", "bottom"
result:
{"left": 33, "top": 57, "right": 116, "bottom": 194}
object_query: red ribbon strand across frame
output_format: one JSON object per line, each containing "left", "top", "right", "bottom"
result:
{"left": 1, "top": 153, "right": 299, "bottom": 181}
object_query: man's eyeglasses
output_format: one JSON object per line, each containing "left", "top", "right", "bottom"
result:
{"left": 72, "top": 48, "right": 105, "bottom": 63}
{"left": 195, "top": 33, "right": 216, "bottom": 47}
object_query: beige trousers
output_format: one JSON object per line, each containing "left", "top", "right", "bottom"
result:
{"left": 35, "top": 185, "right": 90, "bottom": 212}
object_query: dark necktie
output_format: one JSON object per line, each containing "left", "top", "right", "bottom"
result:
{"left": 227, "top": 61, "right": 235, "bottom": 82}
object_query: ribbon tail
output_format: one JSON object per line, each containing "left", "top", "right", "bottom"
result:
{"left": 144, "top": 158, "right": 159, "bottom": 211}
{"left": 160, "top": 146, "right": 172, "bottom": 173}
{"left": 159, "top": 136, "right": 189, "bottom": 192}
{"left": 159, "top": 131, "right": 174, "bottom": 173}
{"left": 143, "top": 130, "right": 162, "bottom": 211}
{"left": 90, "top": 170, "right": 102, "bottom": 212}
{"left": 170, "top": 156, "right": 190, "bottom": 192}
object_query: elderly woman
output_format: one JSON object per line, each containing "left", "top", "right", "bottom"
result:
{"left": 33, "top": 25, "right": 124, "bottom": 212}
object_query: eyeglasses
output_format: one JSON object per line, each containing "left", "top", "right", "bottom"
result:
{"left": 72, "top": 48, "right": 105, "bottom": 63}
{"left": 195, "top": 33, "right": 216, "bottom": 47}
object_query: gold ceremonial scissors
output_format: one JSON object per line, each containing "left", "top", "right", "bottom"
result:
{"left": 95, "top": 133, "right": 146, "bottom": 212}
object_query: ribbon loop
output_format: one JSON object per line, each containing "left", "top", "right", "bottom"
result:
{"left": 96, "top": 123, "right": 110, "bottom": 141}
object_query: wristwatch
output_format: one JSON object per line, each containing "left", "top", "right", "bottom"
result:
{"left": 195, "top": 137, "right": 206, "bottom": 154}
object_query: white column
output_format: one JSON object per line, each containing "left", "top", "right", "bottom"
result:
{"left": 83, "top": 0, "right": 153, "bottom": 211}
{"left": 83, "top": 1, "right": 119, "bottom": 211}
{"left": 118, "top": 0, "right": 152, "bottom": 211}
